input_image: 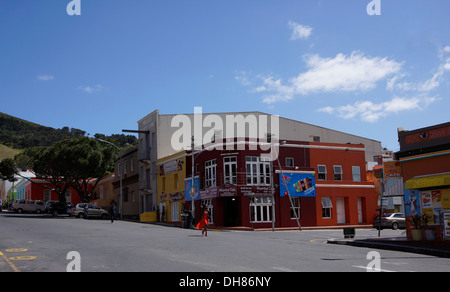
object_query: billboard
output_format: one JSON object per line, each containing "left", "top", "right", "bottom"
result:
{"left": 279, "top": 172, "right": 316, "bottom": 197}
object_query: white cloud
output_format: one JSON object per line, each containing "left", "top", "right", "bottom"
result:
{"left": 248, "top": 51, "right": 402, "bottom": 104}
{"left": 318, "top": 96, "right": 436, "bottom": 123}
{"left": 36, "top": 74, "right": 54, "bottom": 81}
{"left": 288, "top": 21, "right": 313, "bottom": 40}
{"left": 78, "top": 84, "right": 104, "bottom": 94}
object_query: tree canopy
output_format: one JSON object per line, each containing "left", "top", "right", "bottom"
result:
{"left": 14, "top": 137, "right": 119, "bottom": 202}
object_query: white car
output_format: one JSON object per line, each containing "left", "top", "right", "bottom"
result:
{"left": 70, "top": 203, "right": 109, "bottom": 219}
{"left": 12, "top": 199, "right": 46, "bottom": 214}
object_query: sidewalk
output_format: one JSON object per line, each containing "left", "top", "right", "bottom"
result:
{"left": 327, "top": 236, "right": 450, "bottom": 258}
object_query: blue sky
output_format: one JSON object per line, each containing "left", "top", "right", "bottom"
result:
{"left": 1, "top": 0, "right": 449, "bottom": 151}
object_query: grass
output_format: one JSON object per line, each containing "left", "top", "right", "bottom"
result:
{"left": 0, "top": 143, "right": 20, "bottom": 160}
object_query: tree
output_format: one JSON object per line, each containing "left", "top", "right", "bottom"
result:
{"left": 14, "top": 137, "right": 118, "bottom": 203}
{"left": 0, "top": 158, "right": 16, "bottom": 181}
{"left": 15, "top": 146, "right": 70, "bottom": 202}
{"left": 50, "top": 137, "right": 118, "bottom": 202}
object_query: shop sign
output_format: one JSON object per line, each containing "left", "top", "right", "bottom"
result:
{"left": 279, "top": 172, "right": 316, "bottom": 197}
{"left": 383, "top": 161, "right": 401, "bottom": 178}
{"left": 160, "top": 159, "right": 183, "bottom": 176}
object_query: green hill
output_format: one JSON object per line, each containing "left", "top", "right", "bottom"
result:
{"left": 0, "top": 112, "right": 137, "bottom": 151}
{"left": 0, "top": 143, "right": 20, "bottom": 160}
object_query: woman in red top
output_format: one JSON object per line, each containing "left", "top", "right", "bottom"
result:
{"left": 196, "top": 205, "right": 209, "bottom": 237}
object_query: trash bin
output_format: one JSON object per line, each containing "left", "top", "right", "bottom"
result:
{"left": 343, "top": 227, "right": 355, "bottom": 238}
{"left": 182, "top": 210, "right": 192, "bottom": 229}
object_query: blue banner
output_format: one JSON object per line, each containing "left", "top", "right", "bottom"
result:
{"left": 279, "top": 173, "right": 316, "bottom": 197}
{"left": 184, "top": 177, "right": 199, "bottom": 201}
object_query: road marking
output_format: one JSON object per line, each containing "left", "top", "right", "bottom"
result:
{"left": 9, "top": 256, "right": 37, "bottom": 260}
{"left": 352, "top": 265, "right": 396, "bottom": 272}
{"left": 309, "top": 238, "right": 327, "bottom": 243}
{"left": 272, "top": 266, "right": 298, "bottom": 272}
{"left": 5, "top": 248, "right": 28, "bottom": 253}
{"left": 0, "top": 251, "right": 19, "bottom": 272}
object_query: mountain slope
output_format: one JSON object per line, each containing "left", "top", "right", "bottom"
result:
{"left": 0, "top": 112, "right": 137, "bottom": 150}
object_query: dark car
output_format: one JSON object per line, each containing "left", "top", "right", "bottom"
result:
{"left": 47, "top": 202, "right": 72, "bottom": 217}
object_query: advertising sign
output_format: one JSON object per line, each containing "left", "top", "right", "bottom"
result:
{"left": 384, "top": 161, "right": 401, "bottom": 178}
{"left": 279, "top": 172, "right": 316, "bottom": 197}
{"left": 184, "top": 177, "right": 199, "bottom": 201}
{"left": 443, "top": 211, "right": 450, "bottom": 239}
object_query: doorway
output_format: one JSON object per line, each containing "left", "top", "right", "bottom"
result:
{"left": 336, "top": 197, "right": 346, "bottom": 224}
{"left": 223, "top": 197, "right": 239, "bottom": 227}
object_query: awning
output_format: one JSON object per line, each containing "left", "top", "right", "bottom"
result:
{"left": 405, "top": 173, "right": 450, "bottom": 190}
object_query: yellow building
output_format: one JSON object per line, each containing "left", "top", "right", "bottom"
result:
{"left": 157, "top": 151, "right": 186, "bottom": 223}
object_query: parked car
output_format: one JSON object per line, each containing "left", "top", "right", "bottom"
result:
{"left": 12, "top": 199, "right": 46, "bottom": 214}
{"left": 70, "top": 203, "right": 109, "bottom": 219}
{"left": 373, "top": 213, "right": 406, "bottom": 230}
{"left": 47, "top": 202, "right": 73, "bottom": 216}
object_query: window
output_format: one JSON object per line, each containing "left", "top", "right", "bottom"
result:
{"left": 290, "top": 197, "right": 301, "bottom": 219}
{"left": 130, "top": 158, "right": 135, "bottom": 172}
{"left": 352, "top": 166, "right": 361, "bottom": 182}
{"left": 322, "top": 197, "right": 332, "bottom": 219}
{"left": 205, "top": 159, "right": 217, "bottom": 188}
{"left": 246, "top": 157, "right": 271, "bottom": 185}
{"left": 285, "top": 157, "right": 294, "bottom": 167}
{"left": 44, "top": 189, "right": 51, "bottom": 202}
{"left": 174, "top": 173, "right": 179, "bottom": 189}
{"left": 65, "top": 190, "right": 71, "bottom": 203}
{"left": 318, "top": 165, "right": 327, "bottom": 181}
{"left": 124, "top": 159, "right": 127, "bottom": 174}
{"left": 223, "top": 156, "right": 237, "bottom": 185}
{"left": 333, "top": 165, "right": 342, "bottom": 181}
{"left": 250, "top": 197, "right": 273, "bottom": 223}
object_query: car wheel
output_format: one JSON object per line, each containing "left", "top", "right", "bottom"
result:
{"left": 77, "top": 213, "right": 84, "bottom": 218}
{"left": 17, "top": 209, "right": 23, "bottom": 214}
{"left": 101, "top": 213, "right": 108, "bottom": 219}
{"left": 36, "top": 209, "right": 42, "bottom": 214}
{"left": 52, "top": 210, "right": 58, "bottom": 217}
{"left": 392, "top": 222, "right": 399, "bottom": 230}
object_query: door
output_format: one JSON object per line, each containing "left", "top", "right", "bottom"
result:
{"left": 336, "top": 197, "right": 346, "bottom": 224}
{"left": 223, "top": 197, "right": 239, "bottom": 227}
{"left": 357, "top": 198, "right": 363, "bottom": 223}
{"left": 171, "top": 202, "right": 179, "bottom": 222}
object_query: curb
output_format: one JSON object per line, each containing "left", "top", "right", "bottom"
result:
{"left": 327, "top": 238, "right": 450, "bottom": 258}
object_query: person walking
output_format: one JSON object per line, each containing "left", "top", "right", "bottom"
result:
{"left": 110, "top": 203, "right": 116, "bottom": 223}
{"left": 196, "top": 205, "right": 209, "bottom": 237}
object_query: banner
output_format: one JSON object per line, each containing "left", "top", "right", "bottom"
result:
{"left": 279, "top": 172, "right": 316, "bottom": 197}
{"left": 184, "top": 177, "right": 199, "bottom": 201}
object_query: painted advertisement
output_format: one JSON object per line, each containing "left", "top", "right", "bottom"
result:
{"left": 405, "top": 188, "right": 421, "bottom": 217}
{"left": 184, "top": 177, "right": 199, "bottom": 201}
{"left": 279, "top": 172, "right": 316, "bottom": 197}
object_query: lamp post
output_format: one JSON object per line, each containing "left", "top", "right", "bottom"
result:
{"left": 95, "top": 138, "right": 123, "bottom": 220}
{"left": 274, "top": 141, "right": 301, "bottom": 231}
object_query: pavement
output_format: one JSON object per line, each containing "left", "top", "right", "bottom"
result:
{"left": 327, "top": 236, "right": 450, "bottom": 258}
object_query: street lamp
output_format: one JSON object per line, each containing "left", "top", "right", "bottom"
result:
{"left": 273, "top": 141, "right": 302, "bottom": 231}
{"left": 95, "top": 137, "right": 123, "bottom": 220}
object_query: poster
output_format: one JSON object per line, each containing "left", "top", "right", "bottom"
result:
{"left": 279, "top": 172, "right": 316, "bottom": 197}
{"left": 443, "top": 211, "right": 450, "bottom": 239}
{"left": 442, "top": 189, "right": 450, "bottom": 210}
{"left": 184, "top": 177, "right": 199, "bottom": 201}
{"left": 405, "top": 188, "right": 420, "bottom": 217}
{"left": 421, "top": 191, "right": 432, "bottom": 208}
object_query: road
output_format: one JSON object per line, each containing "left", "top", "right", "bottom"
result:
{"left": 1, "top": 212, "right": 450, "bottom": 273}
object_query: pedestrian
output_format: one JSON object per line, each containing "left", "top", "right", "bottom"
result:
{"left": 196, "top": 205, "right": 209, "bottom": 237}
{"left": 84, "top": 204, "right": 88, "bottom": 219}
{"left": 110, "top": 203, "right": 116, "bottom": 223}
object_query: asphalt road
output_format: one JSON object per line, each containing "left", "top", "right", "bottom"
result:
{"left": 1, "top": 212, "right": 450, "bottom": 273}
